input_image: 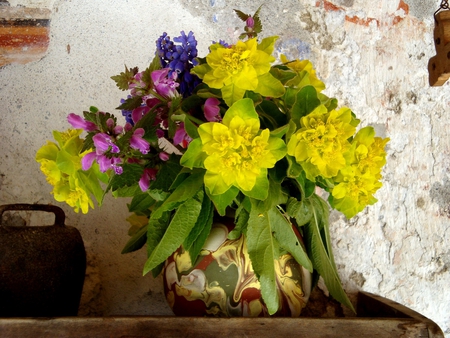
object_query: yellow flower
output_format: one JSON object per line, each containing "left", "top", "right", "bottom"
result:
{"left": 330, "top": 127, "right": 389, "bottom": 218}
{"left": 287, "top": 105, "right": 357, "bottom": 181}
{"left": 192, "top": 37, "right": 284, "bottom": 106}
{"left": 36, "top": 129, "right": 100, "bottom": 214}
{"left": 182, "top": 98, "right": 286, "bottom": 197}
{"left": 280, "top": 55, "right": 325, "bottom": 92}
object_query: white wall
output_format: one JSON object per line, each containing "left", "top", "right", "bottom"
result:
{"left": 0, "top": 0, "right": 449, "bottom": 335}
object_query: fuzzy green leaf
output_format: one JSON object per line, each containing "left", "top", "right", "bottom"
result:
{"left": 304, "top": 195, "right": 355, "bottom": 312}
{"left": 151, "top": 170, "right": 204, "bottom": 219}
{"left": 184, "top": 196, "right": 214, "bottom": 263}
{"left": 143, "top": 192, "right": 203, "bottom": 275}
{"left": 129, "top": 192, "right": 156, "bottom": 213}
{"left": 247, "top": 200, "right": 280, "bottom": 315}
{"left": 291, "top": 85, "right": 320, "bottom": 127}
{"left": 255, "top": 72, "right": 285, "bottom": 99}
{"left": 111, "top": 65, "right": 138, "bottom": 91}
{"left": 206, "top": 185, "right": 239, "bottom": 216}
{"left": 269, "top": 206, "right": 313, "bottom": 272}
{"left": 121, "top": 223, "right": 147, "bottom": 254}
{"left": 286, "top": 197, "right": 313, "bottom": 227}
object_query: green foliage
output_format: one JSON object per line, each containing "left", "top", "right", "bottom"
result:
{"left": 111, "top": 65, "right": 139, "bottom": 91}
{"left": 143, "top": 190, "right": 204, "bottom": 275}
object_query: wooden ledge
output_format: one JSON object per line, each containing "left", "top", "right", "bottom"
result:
{"left": 0, "top": 292, "right": 444, "bottom": 338}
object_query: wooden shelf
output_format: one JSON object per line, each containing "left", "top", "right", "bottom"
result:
{"left": 0, "top": 292, "right": 444, "bottom": 338}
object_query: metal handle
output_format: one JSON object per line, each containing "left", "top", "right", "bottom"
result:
{"left": 0, "top": 204, "right": 65, "bottom": 227}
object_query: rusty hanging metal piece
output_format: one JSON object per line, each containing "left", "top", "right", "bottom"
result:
{"left": 429, "top": 1, "right": 450, "bottom": 86}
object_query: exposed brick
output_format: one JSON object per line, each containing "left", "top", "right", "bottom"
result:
{"left": 0, "top": 6, "right": 50, "bottom": 67}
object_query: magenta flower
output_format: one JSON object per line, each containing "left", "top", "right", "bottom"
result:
{"left": 82, "top": 152, "right": 123, "bottom": 174}
{"left": 82, "top": 152, "right": 97, "bottom": 171}
{"left": 139, "top": 168, "right": 158, "bottom": 191}
{"left": 93, "top": 133, "right": 120, "bottom": 154}
{"left": 151, "top": 68, "right": 179, "bottom": 97}
{"left": 67, "top": 113, "right": 97, "bottom": 132}
{"left": 130, "top": 128, "right": 150, "bottom": 154}
{"left": 159, "top": 152, "right": 169, "bottom": 161}
{"left": 132, "top": 105, "right": 151, "bottom": 124}
{"left": 173, "top": 122, "right": 192, "bottom": 148}
{"left": 204, "top": 97, "right": 221, "bottom": 122}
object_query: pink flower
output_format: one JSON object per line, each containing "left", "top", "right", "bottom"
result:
{"left": 139, "top": 168, "right": 158, "bottom": 191}
{"left": 204, "top": 97, "right": 221, "bottom": 122}
{"left": 159, "top": 152, "right": 169, "bottom": 161}
{"left": 173, "top": 123, "right": 192, "bottom": 148}
{"left": 151, "top": 68, "right": 179, "bottom": 97}
{"left": 130, "top": 128, "right": 150, "bottom": 154}
{"left": 93, "top": 133, "right": 119, "bottom": 154}
{"left": 67, "top": 113, "right": 97, "bottom": 132}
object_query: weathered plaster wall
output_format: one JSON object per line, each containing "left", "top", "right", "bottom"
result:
{"left": 0, "top": 0, "right": 449, "bottom": 335}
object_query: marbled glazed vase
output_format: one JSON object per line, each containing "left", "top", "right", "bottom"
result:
{"left": 163, "top": 216, "right": 312, "bottom": 317}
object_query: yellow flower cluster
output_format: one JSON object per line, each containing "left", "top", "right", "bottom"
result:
{"left": 192, "top": 36, "right": 284, "bottom": 106}
{"left": 287, "top": 104, "right": 357, "bottom": 181}
{"left": 330, "top": 127, "right": 389, "bottom": 218}
{"left": 36, "top": 129, "right": 99, "bottom": 214}
{"left": 185, "top": 98, "right": 286, "bottom": 195}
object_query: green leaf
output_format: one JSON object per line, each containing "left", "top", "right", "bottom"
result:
{"left": 150, "top": 156, "right": 182, "bottom": 191}
{"left": 269, "top": 206, "right": 313, "bottom": 272}
{"left": 129, "top": 192, "right": 156, "bottom": 213}
{"left": 304, "top": 195, "right": 355, "bottom": 312}
{"left": 143, "top": 192, "right": 203, "bottom": 275}
{"left": 291, "top": 86, "right": 320, "bottom": 127}
{"left": 146, "top": 211, "right": 170, "bottom": 275}
{"left": 228, "top": 207, "right": 250, "bottom": 240}
{"left": 151, "top": 169, "right": 205, "bottom": 219}
{"left": 221, "top": 83, "right": 246, "bottom": 107}
{"left": 77, "top": 169, "right": 106, "bottom": 205}
{"left": 270, "top": 66, "right": 297, "bottom": 85}
{"left": 180, "top": 138, "right": 207, "bottom": 169}
{"left": 241, "top": 169, "right": 269, "bottom": 200}
{"left": 55, "top": 149, "right": 79, "bottom": 175}
{"left": 263, "top": 177, "right": 288, "bottom": 210}
{"left": 206, "top": 185, "right": 239, "bottom": 216}
{"left": 255, "top": 72, "right": 285, "bottom": 99}
{"left": 257, "top": 36, "right": 278, "bottom": 55}
{"left": 295, "top": 170, "right": 316, "bottom": 198}
{"left": 112, "top": 184, "right": 141, "bottom": 198}
{"left": 184, "top": 196, "right": 214, "bottom": 263}
{"left": 116, "top": 95, "right": 143, "bottom": 111}
{"left": 107, "top": 163, "right": 143, "bottom": 192}
{"left": 247, "top": 200, "right": 280, "bottom": 315}
{"left": 286, "top": 197, "right": 313, "bottom": 227}
{"left": 256, "top": 99, "right": 287, "bottom": 130}
{"left": 121, "top": 223, "right": 148, "bottom": 254}
{"left": 183, "top": 116, "right": 199, "bottom": 139}
{"left": 111, "top": 65, "right": 138, "bottom": 91}
{"left": 183, "top": 195, "right": 211, "bottom": 251}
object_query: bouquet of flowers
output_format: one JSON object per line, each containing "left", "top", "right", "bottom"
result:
{"left": 36, "top": 7, "right": 388, "bottom": 315}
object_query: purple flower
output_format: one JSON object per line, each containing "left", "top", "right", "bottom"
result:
{"left": 131, "top": 105, "right": 150, "bottom": 124}
{"left": 204, "top": 97, "right": 221, "bottom": 122}
{"left": 82, "top": 152, "right": 123, "bottom": 174}
{"left": 159, "top": 152, "right": 169, "bottom": 161}
{"left": 67, "top": 113, "right": 97, "bottom": 132}
{"left": 246, "top": 16, "right": 255, "bottom": 28}
{"left": 156, "top": 31, "right": 200, "bottom": 97}
{"left": 139, "top": 168, "right": 158, "bottom": 191}
{"left": 82, "top": 152, "right": 97, "bottom": 171}
{"left": 93, "top": 133, "right": 120, "bottom": 154}
{"left": 130, "top": 128, "right": 150, "bottom": 154}
{"left": 173, "top": 123, "right": 192, "bottom": 148}
{"left": 151, "top": 68, "right": 179, "bottom": 97}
